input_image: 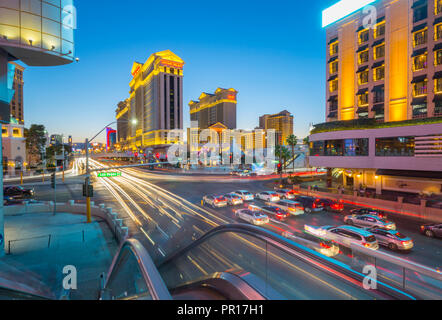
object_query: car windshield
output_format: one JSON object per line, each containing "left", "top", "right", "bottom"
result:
{"left": 364, "top": 235, "right": 376, "bottom": 243}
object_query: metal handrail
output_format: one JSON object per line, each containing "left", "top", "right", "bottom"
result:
{"left": 157, "top": 224, "right": 416, "bottom": 300}
{"left": 103, "top": 238, "right": 172, "bottom": 300}
{"left": 350, "top": 243, "right": 442, "bottom": 280}
{"left": 0, "top": 275, "right": 53, "bottom": 300}
{"left": 171, "top": 272, "right": 268, "bottom": 300}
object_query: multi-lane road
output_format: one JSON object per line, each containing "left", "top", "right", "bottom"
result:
{"left": 10, "top": 158, "right": 441, "bottom": 299}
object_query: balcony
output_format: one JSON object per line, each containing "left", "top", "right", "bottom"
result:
{"left": 310, "top": 117, "right": 442, "bottom": 135}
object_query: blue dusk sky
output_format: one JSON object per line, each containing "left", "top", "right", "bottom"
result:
{"left": 22, "top": 0, "right": 335, "bottom": 143}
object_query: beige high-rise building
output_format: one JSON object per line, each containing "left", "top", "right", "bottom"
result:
{"left": 116, "top": 50, "right": 184, "bottom": 153}
{"left": 259, "top": 110, "right": 294, "bottom": 146}
{"left": 9, "top": 62, "right": 24, "bottom": 124}
{"left": 189, "top": 88, "right": 238, "bottom": 130}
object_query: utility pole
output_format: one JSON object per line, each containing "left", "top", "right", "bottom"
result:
{"left": 51, "top": 172, "right": 56, "bottom": 215}
{"left": 62, "top": 134, "right": 65, "bottom": 183}
{"left": 85, "top": 138, "right": 92, "bottom": 223}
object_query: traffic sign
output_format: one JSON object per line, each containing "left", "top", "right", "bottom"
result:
{"left": 97, "top": 172, "right": 122, "bottom": 178}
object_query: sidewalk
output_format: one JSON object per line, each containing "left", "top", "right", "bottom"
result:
{"left": 0, "top": 211, "right": 118, "bottom": 300}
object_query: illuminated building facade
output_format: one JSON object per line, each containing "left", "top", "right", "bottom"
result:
{"left": 189, "top": 88, "right": 238, "bottom": 130}
{"left": 310, "top": 0, "right": 442, "bottom": 195}
{"left": 2, "top": 121, "right": 26, "bottom": 176}
{"left": 9, "top": 62, "right": 24, "bottom": 124}
{"left": 116, "top": 50, "right": 184, "bottom": 153}
{"left": 259, "top": 110, "right": 294, "bottom": 146}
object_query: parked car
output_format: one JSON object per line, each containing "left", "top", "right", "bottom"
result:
{"left": 293, "top": 196, "right": 324, "bottom": 213}
{"left": 202, "top": 195, "right": 228, "bottom": 208}
{"left": 344, "top": 214, "right": 397, "bottom": 230}
{"left": 249, "top": 204, "right": 290, "bottom": 221}
{"left": 224, "top": 193, "right": 243, "bottom": 206}
{"left": 235, "top": 209, "right": 269, "bottom": 226}
{"left": 368, "top": 228, "right": 414, "bottom": 251}
{"left": 255, "top": 191, "right": 280, "bottom": 202}
{"left": 273, "top": 189, "right": 296, "bottom": 200}
{"left": 233, "top": 190, "right": 255, "bottom": 201}
{"left": 4, "top": 186, "right": 34, "bottom": 199}
{"left": 320, "top": 198, "right": 344, "bottom": 213}
{"left": 420, "top": 223, "right": 442, "bottom": 238}
{"left": 272, "top": 200, "right": 304, "bottom": 216}
{"left": 349, "top": 208, "right": 387, "bottom": 219}
{"left": 304, "top": 225, "right": 379, "bottom": 250}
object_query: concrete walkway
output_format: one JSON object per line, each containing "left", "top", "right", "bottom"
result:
{"left": 0, "top": 212, "right": 118, "bottom": 300}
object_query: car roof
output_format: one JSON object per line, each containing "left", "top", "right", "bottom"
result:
{"left": 280, "top": 200, "right": 300, "bottom": 204}
{"left": 358, "top": 214, "right": 382, "bottom": 220}
{"left": 337, "top": 226, "right": 375, "bottom": 236}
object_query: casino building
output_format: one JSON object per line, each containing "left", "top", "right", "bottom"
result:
{"left": 189, "top": 88, "right": 238, "bottom": 130}
{"left": 310, "top": 0, "right": 442, "bottom": 195}
{"left": 116, "top": 50, "right": 184, "bottom": 154}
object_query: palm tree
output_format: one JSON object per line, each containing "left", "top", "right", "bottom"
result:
{"left": 286, "top": 135, "right": 298, "bottom": 170}
{"left": 275, "top": 145, "right": 290, "bottom": 186}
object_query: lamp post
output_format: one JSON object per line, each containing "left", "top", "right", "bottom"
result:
{"left": 84, "top": 119, "right": 137, "bottom": 223}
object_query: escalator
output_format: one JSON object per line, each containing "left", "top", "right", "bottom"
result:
{"left": 100, "top": 224, "right": 416, "bottom": 300}
{"left": 0, "top": 224, "right": 419, "bottom": 300}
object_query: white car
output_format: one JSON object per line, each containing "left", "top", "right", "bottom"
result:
{"left": 224, "top": 193, "right": 244, "bottom": 206}
{"left": 235, "top": 209, "right": 269, "bottom": 226}
{"left": 256, "top": 191, "right": 280, "bottom": 202}
{"left": 282, "top": 231, "right": 340, "bottom": 257}
{"left": 233, "top": 190, "right": 255, "bottom": 201}
{"left": 274, "top": 189, "right": 296, "bottom": 200}
{"left": 272, "top": 200, "right": 305, "bottom": 216}
{"left": 304, "top": 225, "right": 379, "bottom": 250}
{"left": 344, "top": 214, "right": 397, "bottom": 230}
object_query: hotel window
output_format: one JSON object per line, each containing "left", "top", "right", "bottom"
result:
{"left": 436, "top": 0, "right": 442, "bottom": 15}
{"left": 413, "top": 80, "right": 428, "bottom": 96}
{"left": 435, "top": 50, "right": 442, "bottom": 65}
{"left": 412, "top": 103, "right": 428, "bottom": 118}
{"left": 413, "top": 54, "right": 427, "bottom": 71}
{"left": 374, "top": 66, "right": 385, "bottom": 81}
{"left": 435, "top": 78, "right": 442, "bottom": 93}
{"left": 373, "top": 86, "right": 385, "bottom": 103}
{"left": 330, "top": 61, "right": 338, "bottom": 74}
{"left": 330, "top": 42, "right": 339, "bottom": 56}
{"left": 12, "top": 129, "right": 20, "bottom": 137}
{"left": 435, "top": 23, "right": 442, "bottom": 40}
{"left": 329, "top": 96, "right": 338, "bottom": 111}
{"left": 413, "top": 29, "right": 427, "bottom": 47}
{"left": 358, "top": 50, "right": 369, "bottom": 64}
{"left": 2, "top": 128, "right": 7, "bottom": 136}
{"left": 435, "top": 99, "right": 442, "bottom": 115}
{"left": 376, "top": 137, "right": 415, "bottom": 157}
{"left": 359, "top": 30, "right": 369, "bottom": 44}
{"left": 358, "top": 70, "right": 369, "bottom": 85}
{"left": 374, "top": 23, "right": 385, "bottom": 39}
{"left": 413, "top": 4, "right": 428, "bottom": 23}
{"left": 374, "top": 44, "right": 385, "bottom": 60}
{"left": 330, "top": 80, "right": 338, "bottom": 93}
{"left": 344, "top": 139, "right": 369, "bottom": 156}
{"left": 358, "top": 93, "right": 369, "bottom": 106}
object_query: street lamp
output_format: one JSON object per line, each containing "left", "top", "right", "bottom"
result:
{"left": 84, "top": 119, "right": 137, "bottom": 223}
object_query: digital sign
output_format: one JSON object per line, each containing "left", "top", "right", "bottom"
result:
{"left": 322, "top": 0, "right": 376, "bottom": 28}
{"left": 160, "top": 60, "right": 184, "bottom": 69}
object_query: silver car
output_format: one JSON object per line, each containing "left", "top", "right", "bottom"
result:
{"left": 368, "top": 228, "right": 414, "bottom": 251}
{"left": 344, "top": 214, "right": 397, "bottom": 230}
{"left": 224, "top": 193, "right": 244, "bottom": 206}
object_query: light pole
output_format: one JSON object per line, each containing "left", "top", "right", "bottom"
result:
{"left": 84, "top": 119, "right": 137, "bottom": 223}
